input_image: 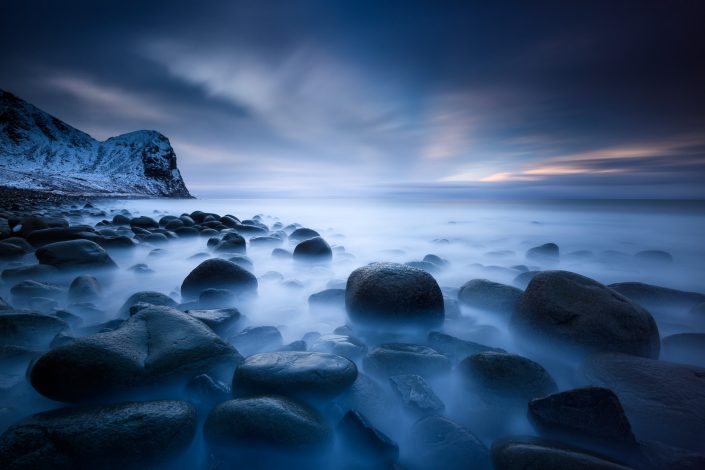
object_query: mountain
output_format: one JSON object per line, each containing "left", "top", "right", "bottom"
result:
{"left": 0, "top": 89, "right": 191, "bottom": 197}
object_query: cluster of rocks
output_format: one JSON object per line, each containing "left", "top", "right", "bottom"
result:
{"left": 1, "top": 203, "right": 704, "bottom": 469}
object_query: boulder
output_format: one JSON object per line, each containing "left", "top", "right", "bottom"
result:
{"left": 338, "top": 410, "right": 399, "bottom": 466}
{"left": 458, "top": 279, "right": 522, "bottom": 314}
{"left": 230, "top": 326, "right": 283, "bottom": 356}
{"left": 186, "top": 308, "right": 241, "bottom": 335}
{"left": 289, "top": 227, "right": 320, "bottom": 242}
{"left": 512, "top": 271, "right": 660, "bottom": 358}
{"left": 118, "top": 291, "right": 178, "bottom": 316}
{"left": 346, "top": 262, "right": 444, "bottom": 329}
{"left": 0, "top": 400, "right": 196, "bottom": 469}
{"left": 427, "top": 331, "right": 505, "bottom": 365}
{"left": 308, "top": 288, "right": 345, "bottom": 312}
{"left": 35, "top": 240, "right": 117, "bottom": 270}
{"left": 609, "top": 282, "right": 705, "bottom": 313}
{"left": 68, "top": 275, "right": 101, "bottom": 303}
{"left": 528, "top": 387, "right": 637, "bottom": 447}
{"left": 29, "top": 306, "right": 240, "bottom": 402}
{"left": 456, "top": 351, "right": 557, "bottom": 403}
{"left": 583, "top": 352, "right": 705, "bottom": 451}
{"left": 389, "top": 374, "right": 444, "bottom": 416}
{"left": 204, "top": 396, "right": 332, "bottom": 451}
{"left": 0, "top": 242, "right": 24, "bottom": 260}
{"left": 129, "top": 216, "right": 159, "bottom": 229}
{"left": 526, "top": 242, "right": 559, "bottom": 262}
{"left": 363, "top": 343, "right": 450, "bottom": 379}
{"left": 181, "top": 258, "right": 257, "bottom": 300}
{"left": 409, "top": 416, "right": 490, "bottom": 470}
{"left": 0, "top": 312, "right": 68, "bottom": 349}
{"left": 309, "top": 334, "right": 367, "bottom": 360}
{"left": 491, "top": 436, "right": 632, "bottom": 470}
{"left": 293, "top": 237, "right": 332, "bottom": 262}
{"left": 233, "top": 351, "right": 357, "bottom": 400}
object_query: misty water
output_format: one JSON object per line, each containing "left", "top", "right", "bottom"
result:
{"left": 2, "top": 197, "right": 705, "bottom": 468}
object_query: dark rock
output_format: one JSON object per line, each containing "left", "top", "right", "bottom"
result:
{"left": 346, "top": 262, "right": 444, "bottom": 329}
{"left": 338, "top": 410, "right": 399, "bottom": 466}
{"left": 364, "top": 343, "right": 450, "bottom": 379}
{"left": 2, "top": 264, "right": 58, "bottom": 282}
{"left": 186, "top": 307, "right": 241, "bottom": 335}
{"left": 278, "top": 340, "right": 308, "bottom": 352}
{"left": 198, "top": 288, "right": 235, "bottom": 308}
{"left": 0, "top": 312, "right": 67, "bottom": 348}
{"left": 129, "top": 216, "right": 158, "bottom": 229}
{"left": 289, "top": 227, "right": 320, "bottom": 242}
{"left": 174, "top": 226, "right": 199, "bottom": 237}
{"left": 458, "top": 279, "right": 522, "bottom": 314}
{"left": 609, "top": 282, "right": 705, "bottom": 313}
{"left": 457, "top": 351, "right": 557, "bottom": 403}
{"left": 309, "top": 334, "right": 367, "bottom": 360}
{"left": 423, "top": 254, "right": 447, "bottom": 268}
{"left": 528, "top": 387, "right": 637, "bottom": 447}
{"left": 26, "top": 227, "right": 88, "bottom": 247}
{"left": 661, "top": 333, "right": 705, "bottom": 368}
{"left": 389, "top": 374, "right": 444, "bottom": 416}
{"left": 293, "top": 236, "right": 332, "bottom": 262}
{"left": 308, "top": 288, "right": 345, "bottom": 312}
{"left": 491, "top": 436, "right": 631, "bottom": 470}
{"left": 427, "top": 331, "right": 505, "bottom": 365}
{"left": 272, "top": 248, "right": 291, "bottom": 259}
{"left": 15, "top": 216, "right": 68, "bottom": 238}
{"left": 112, "top": 214, "right": 131, "bottom": 225}
{"left": 634, "top": 250, "right": 673, "bottom": 265}
{"left": 409, "top": 416, "right": 490, "bottom": 470}
{"left": 513, "top": 270, "right": 539, "bottom": 289}
{"left": 185, "top": 374, "right": 231, "bottom": 407}
{"left": 512, "top": 271, "right": 660, "bottom": 358}
{"left": 68, "top": 275, "right": 101, "bottom": 302}
{"left": 250, "top": 236, "right": 283, "bottom": 247}
{"left": 10, "top": 280, "right": 64, "bottom": 305}
{"left": 230, "top": 326, "right": 283, "bottom": 356}
{"left": 118, "top": 291, "right": 177, "bottom": 316}
{"left": 214, "top": 235, "right": 246, "bottom": 254}
{"left": 583, "top": 352, "right": 705, "bottom": 452}
{"left": 35, "top": 240, "right": 117, "bottom": 270}
{"left": 526, "top": 242, "right": 559, "bottom": 262}
{"left": 0, "top": 242, "right": 24, "bottom": 260}
{"left": 29, "top": 306, "right": 239, "bottom": 402}
{"left": 406, "top": 260, "right": 440, "bottom": 273}
{"left": 0, "top": 400, "right": 196, "bottom": 469}
{"left": 181, "top": 258, "right": 257, "bottom": 300}
{"left": 1, "top": 237, "right": 34, "bottom": 253}
{"left": 233, "top": 351, "right": 357, "bottom": 399}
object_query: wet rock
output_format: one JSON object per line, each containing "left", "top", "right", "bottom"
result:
{"left": 2, "top": 264, "right": 58, "bottom": 282}
{"left": 1, "top": 237, "right": 33, "bottom": 254}
{"left": 289, "top": 227, "right": 320, "bottom": 242}
{"left": 272, "top": 248, "right": 291, "bottom": 259}
{"left": 308, "top": 288, "right": 345, "bottom": 312}
{"left": 233, "top": 351, "right": 357, "bottom": 399}
{"left": 278, "top": 340, "right": 308, "bottom": 352}
{"left": 364, "top": 343, "right": 450, "bottom": 379}
{"left": 528, "top": 387, "right": 637, "bottom": 447}
{"left": 35, "top": 240, "right": 117, "bottom": 270}
{"left": 0, "top": 312, "right": 68, "bottom": 349}
{"left": 512, "top": 271, "right": 660, "bottom": 358}
{"left": 0, "top": 400, "right": 196, "bottom": 469}
{"left": 661, "top": 333, "right": 705, "bottom": 368}
{"left": 15, "top": 216, "right": 68, "bottom": 238}
{"left": 198, "top": 288, "right": 235, "bottom": 308}
{"left": 583, "top": 352, "right": 705, "bottom": 452}
{"left": 491, "top": 436, "right": 631, "bottom": 470}
{"left": 338, "top": 410, "right": 399, "bottom": 467}
{"left": 10, "top": 280, "right": 64, "bottom": 306}
{"left": 309, "top": 334, "right": 367, "bottom": 360}
{"left": 204, "top": 396, "right": 332, "bottom": 451}
{"left": 427, "top": 331, "right": 505, "bottom": 365}
{"left": 68, "top": 275, "right": 101, "bottom": 303}
{"left": 409, "top": 416, "right": 490, "bottom": 470}
{"left": 526, "top": 242, "right": 559, "bottom": 262}
{"left": 230, "top": 326, "right": 283, "bottom": 356}
{"left": 609, "top": 282, "right": 705, "bottom": 313}
{"left": 346, "top": 262, "right": 444, "bottom": 329}
{"left": 0, "top": 242, "right": 24, "bottom": 260}
{"left": 129, "top": 216, "right": 159, "bottom": 229}
{"left": 111, "top": 214, "right": 131, "bottom": 225}
{"left": 293, "top": 236, "right": 332, "bottom": 262}
{"left": 389, "top": 374, "right": 444, "bottom": 416}
{"left": 181, "top": 258, "right": 257, "bottom": 300}
{"left": 29, "top": 306, "right": 239, "bottom": 402}
{"left": 186, "top": 307, "right": 241, "bottom": 335}
{"left": 457, "top": 351, "right": 557, "bottom": 403}
{"left": 458, "top": 279, "right": 522, "bottom": 314}
{"left": 214, "top": 234, "right": 246, "bottom": 254}
{"left": 185, "top": 373, "right": 231, "bottom": 408}
{"left": 174, "top": 226, "right": 199, "bottom": 237}
{"left": 118, "top": 291, "right": 178, "bottom": 316}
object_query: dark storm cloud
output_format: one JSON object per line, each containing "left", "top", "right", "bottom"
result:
{"left": 1, "top": 0, "right": 703, "bottom": 197}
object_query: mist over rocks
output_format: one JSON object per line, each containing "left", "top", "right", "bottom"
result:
{"left": 181, "top": 258, "right": 258, "bottom": 299}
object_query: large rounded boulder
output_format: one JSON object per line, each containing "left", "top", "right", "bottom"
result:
{"left": 511, "top": 271, "right": 659, "bottom": 358}
{"left": 346, "top": 262, "right": 444, "bottom": 329}
{"left": 0, "top": 400, "right": 196, "bottom": 469}
{"left": 35, "top": 240, "right": 117, "bottom": 270}
{"left": 458, "top": 279, "right": 523, "bottom": 314}
{"left": 293, "top": 237, "right": 332, "bottom": 262}
{"left": 233, "top": 351, "right": 357, "bottom": 400}
{"left": 181, "top": 258, "right": 257, "bottom": 300}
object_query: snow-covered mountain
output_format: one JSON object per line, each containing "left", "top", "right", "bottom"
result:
{"left": 0, "top": 89, "right": 191, "bottom": 197}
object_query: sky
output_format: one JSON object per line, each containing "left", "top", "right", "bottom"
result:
{"left": 1, "top": 0, "right": 704, "bottom": 198}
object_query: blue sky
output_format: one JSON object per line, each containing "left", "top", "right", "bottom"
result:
{"left": 1, "top": 1, "right": 704, "bottom": 198}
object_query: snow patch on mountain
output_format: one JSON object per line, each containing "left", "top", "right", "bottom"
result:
{"left": 0, "top": 89, "right": 191, "bottom": 197}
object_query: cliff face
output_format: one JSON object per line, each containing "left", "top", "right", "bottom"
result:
{"left": 0, "top": 89, "right": 191, "bottom": 197}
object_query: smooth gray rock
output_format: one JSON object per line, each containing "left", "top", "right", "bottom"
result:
{"left": 68, "top": 275, "right": 101, "bottom": 303}
{"left": 293, "top": 236, "right": 332, "bottom": 262}
{"left": 233, "top": 351, "right": 357, "bottom": 399}
{"left": 35, "top": 240, "right": 117, "bottom": 270}
{"left": 389, "top": 374, "right": 444, "bottom": 416}
{"left": 118, "top": 291, "right": 178, "bottom": 316}
{"left": 309, "top": 334, "right": 367, "bottom": 360}
{"left": 186, "top": 307, "right": 241, "bottom": 335}
{"left": 364, "top": 343, "right": 450, "bottom": 379}
{"left": 458, "top": 279, "right": 522, "bottom": 314}
{"left": 230, "top": 326, "right": 283, "bottom": 356}
{"left": 181, "top": 258, "right": 257, "bottom": 300}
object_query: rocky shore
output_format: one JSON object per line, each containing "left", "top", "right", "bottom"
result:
{"left": 1, "top": 199, "right": 704, "bottom": 469}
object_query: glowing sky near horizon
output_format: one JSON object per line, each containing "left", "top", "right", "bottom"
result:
{"left": 1, "top": 0, "right": 704, "bottom": 198}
